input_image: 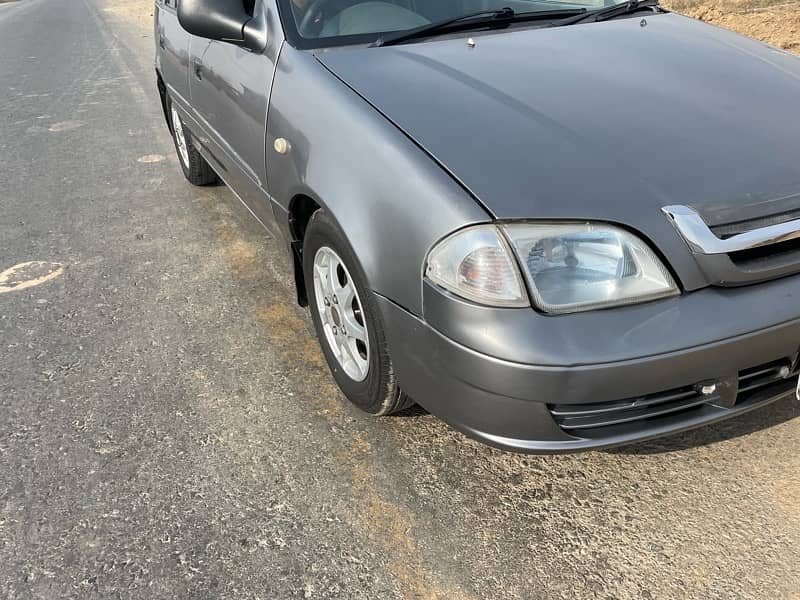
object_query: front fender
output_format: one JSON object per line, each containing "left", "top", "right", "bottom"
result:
{"left": 266, "top": 46, "right": 489, "bottom": 315}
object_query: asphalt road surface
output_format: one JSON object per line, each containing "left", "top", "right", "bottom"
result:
{"left": 1, "top": 0, "right": 800, "bottom": 598}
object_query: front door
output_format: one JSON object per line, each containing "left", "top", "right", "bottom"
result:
{"left": 156, "top": 0, "right": 191, "bottom": 103}
{"left": 187, "top": 0, "right": 280, "bottom": 233}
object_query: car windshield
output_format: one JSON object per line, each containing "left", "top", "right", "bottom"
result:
{"left": 279, "top": 0, "right": 608, "bottom": 48}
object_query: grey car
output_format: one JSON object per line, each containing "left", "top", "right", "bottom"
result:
{"left": 155, "top": 0, "right": 800, "bottom": 452}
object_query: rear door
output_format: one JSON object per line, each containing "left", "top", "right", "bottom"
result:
{"left": 186, "top": 0, "right": 281, "bottom": 233}
{"left": 155, "top": 0, "right": 190, "bottom": 105}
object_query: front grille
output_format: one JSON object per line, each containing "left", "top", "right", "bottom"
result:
{"left": 664, "top": 203, "right": 800, "bottom": 285}
{"left": 727, "top": 236, "right": 800, "bottom": 269}
{"left": 711, "top": 211, "right": 800, "bottom": 274}
{"left": 549, "top": 359, "right": 796, "bottom": 433}
{"left": 709, "top": 208, "right": 800, "bottom": 239}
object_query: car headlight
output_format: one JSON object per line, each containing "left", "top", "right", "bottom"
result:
{"left": 425, "top": 223, "right": 678, "bottom": 313}
{"left": 425, "top": 225, "right": 529, "bottom": 307}
{"left": 501, "top": 222, "right": 679, "bottom": 314}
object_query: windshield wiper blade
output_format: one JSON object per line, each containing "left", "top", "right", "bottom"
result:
{"left": 372, "top": 6, "right": 587, "bottom": 47}
{"left": 553, "top": 0, "right": 660, "bottom": 26}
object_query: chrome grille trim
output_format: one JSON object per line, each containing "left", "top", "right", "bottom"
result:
{"left": 662, "top": 204, "right": 800, "bottom": 255}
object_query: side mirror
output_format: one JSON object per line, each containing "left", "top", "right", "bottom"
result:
{"left": 178, "top": 0, "right": 267, "bottom": 52}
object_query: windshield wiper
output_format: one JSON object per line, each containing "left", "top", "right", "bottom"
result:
{"left": 552, "top": 0, "right": 661, "bottom": 26}
{"left": 372, "top": 6, "right": 587, "bottom": 47}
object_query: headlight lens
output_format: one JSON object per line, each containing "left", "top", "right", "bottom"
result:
{"left": 501, "top": 223, "right": 678, "bottom": 314}
{"left": 426, "top": 225, "right": 529, "bottom": 307}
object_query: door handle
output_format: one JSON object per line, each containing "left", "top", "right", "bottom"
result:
{"left": 158, "top": 36, "right": 165, "bottom": 49}
{"left": 191, "top": 59, "right": 203, "bottom": 81}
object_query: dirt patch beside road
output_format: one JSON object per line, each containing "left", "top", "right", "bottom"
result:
{"left": 663, "top": 0, "right": 800, "bottom": 53}
{"left": 99, "top": 0, "right": 154, "bottom": 31}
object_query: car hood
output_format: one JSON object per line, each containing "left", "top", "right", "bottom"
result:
{"left": 315, "top": 14, "right": 800, "bottom": 229}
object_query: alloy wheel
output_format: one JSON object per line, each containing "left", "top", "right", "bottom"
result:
{"left": 171, "top": 105, "right": 190, "bottom": 168}
{"left": 312, "top": 246, "right": 370, "bottom": 382}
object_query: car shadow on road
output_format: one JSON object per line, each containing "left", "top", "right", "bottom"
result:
{"left": 607, "top": 396, "right": 800, "bottom": 455}
{"left": 393, "top": 404, "right": 430, "bottom": 417}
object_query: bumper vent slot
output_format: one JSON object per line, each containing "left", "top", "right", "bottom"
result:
{"left": 549, "top": 359, "right": 795, "bottom": 432}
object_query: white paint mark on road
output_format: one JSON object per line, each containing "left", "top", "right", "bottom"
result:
{"left": 48, "top": 121, "right": 85, "bottom": 132}
{"left": 0, "top": 262, "right": 64, "bottom": 294}
{"left": 137, "top": 154, "right": 166, "bottom": 164}
{"left": 36, "top": 115, "right": 51, "bottom": 120}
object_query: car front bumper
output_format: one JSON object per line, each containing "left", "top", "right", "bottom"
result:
{"left": 376, "top": 278, "right": 800, "bottom": 453}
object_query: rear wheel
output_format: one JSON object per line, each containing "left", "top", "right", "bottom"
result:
{"left": 168, "top": 100, "right": 217, "bottom": 186}
{"left": 303, "top": 210, "right": 413, "bottom": 415}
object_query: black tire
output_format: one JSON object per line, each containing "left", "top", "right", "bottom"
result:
{"left": 303, "top": 209, "right": 413, "bottom": 415}
{"left": 167, "top": 97, "right": 217, "bottom": 186}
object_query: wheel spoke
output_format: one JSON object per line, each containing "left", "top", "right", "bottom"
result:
{"left": 342, "top": 308, "right": 365, "bottom": 341}
{"left": 339, "top": 283, "right": 355, "bottom": 310}
{"left": 328, "top": 259, "right": 343, "bottom": 294}
{"left": 348, "top": 338, "right": 368, "bottom": 375}
{"left": 314, "top": 261, "right": 331, "bottom": 297}
{"left": 338, "top": 336, "right": 355, "bottom": 369}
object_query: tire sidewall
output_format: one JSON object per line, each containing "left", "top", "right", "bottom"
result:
{"left": 303, "top": 210, "right": 395, "bottom": 414}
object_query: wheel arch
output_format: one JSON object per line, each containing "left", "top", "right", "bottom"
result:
{"left": 284, "top": 190, "right": 372, "bottom": 309}
{"left": 156, "top": 69, "right": 172, "bottom": 133}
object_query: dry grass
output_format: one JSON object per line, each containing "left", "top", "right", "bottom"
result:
{"left": 663, "top": 0, "right": 800, "bottom": 53}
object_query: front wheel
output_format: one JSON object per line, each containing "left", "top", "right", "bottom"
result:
{"left": 303, "top": 210, "right": 412, "bottom": 415}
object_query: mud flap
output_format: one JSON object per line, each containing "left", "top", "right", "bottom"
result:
{"left": 291, "top": 240, "right": 308, "bottom": 307}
